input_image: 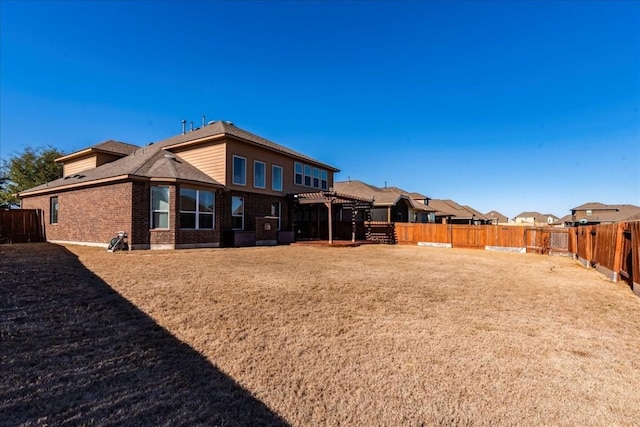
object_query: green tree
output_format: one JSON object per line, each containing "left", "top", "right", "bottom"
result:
{"left": 0, "top": 146, "right": 64, "bottom": 208}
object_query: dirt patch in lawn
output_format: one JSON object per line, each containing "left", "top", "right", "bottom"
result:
{"left": 3, "top": 243, "right": 640, "bottom": 426}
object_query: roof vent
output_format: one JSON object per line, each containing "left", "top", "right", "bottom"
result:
{"left": 164, "top": 153, "right": 177, "bottom": 160}
{"left": 225, "top": 121, "right": 234, "bottom": 126}
{"left": 208, "top": 120, "right": 217, "bottom": 125}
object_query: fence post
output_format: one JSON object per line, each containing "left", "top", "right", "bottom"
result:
{"left": 612, "top": 222, "right": 625, "bottom": 282}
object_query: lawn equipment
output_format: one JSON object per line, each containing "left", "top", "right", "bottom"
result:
{"left": 107, "top": 231, "right": 129, "bottom": 252}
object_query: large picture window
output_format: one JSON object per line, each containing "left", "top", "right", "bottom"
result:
{"left": 233, "top": 156, "right": 246, "bottom": 186}
{"left": 151, "top": 186, "right": 170, "bottom": 229}
{"left": 272, "top": 165, "right": 283, "bottom": 191}
{"left": 180, "top": 188, "right": 214, "bottom": 229}
{"left": 254, "top": 161, "right": 266, "bottom": 189}
{"left": 232, "top": 196, "right": 244, "bottom": 230}
{"left": 50, "top": 196, "right": 59, "bottom": 224}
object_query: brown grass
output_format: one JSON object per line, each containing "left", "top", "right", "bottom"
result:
{"left": 3, "top": 243, "right": 640, "bottom": 426}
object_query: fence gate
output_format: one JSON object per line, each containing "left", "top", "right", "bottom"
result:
{"left": 525, "top": 228, "right": 569, "bottom": 254}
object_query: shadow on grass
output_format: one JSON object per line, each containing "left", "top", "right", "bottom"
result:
{"left": 0, "top": 243, "right": 288, "bottom": 426}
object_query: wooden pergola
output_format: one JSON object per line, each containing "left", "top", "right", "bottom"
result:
{"left": 294, "top": 191, "right": 374, "bottom": 244}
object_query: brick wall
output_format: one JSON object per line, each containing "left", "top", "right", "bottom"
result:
{"left": 21, "top": 182, "right": 134, "bottom": 245}
{"left": 21, "top": 182, "right": 285, "bottom": 249}
{"left": 225, "top": 190, "right": 290, "bottom": 232}
{"left": 255, "top": 217, "right": 278, "bottom": 244}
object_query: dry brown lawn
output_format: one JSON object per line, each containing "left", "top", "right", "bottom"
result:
{"left": 2, "top": 243, "right": 640, "bottom": 426}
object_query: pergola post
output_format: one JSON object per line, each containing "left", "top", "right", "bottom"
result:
{"left": 326, "top": 200, "right": 333, "bottom": 244}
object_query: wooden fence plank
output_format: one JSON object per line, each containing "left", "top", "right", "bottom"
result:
{"left": 0, "top": 209, "right": 45, "bottom": 243}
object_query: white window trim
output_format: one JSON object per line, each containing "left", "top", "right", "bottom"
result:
{"left": 180, "top": 188, "right": 215, "bottom": 230}
{"left": 272, "top": 165, "right": 283, "bottom": 191}
{"left": 232, "top": 155, "right": 247, "bottom": 186}
{"left": 254, "top": 160, "right": 266, "bottom": 189}
{"left": 151, "top": 186, "right": 170, "bottom": 230}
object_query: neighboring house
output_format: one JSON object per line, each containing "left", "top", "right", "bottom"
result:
{"left": 557, "top": 214, "right": 573, "bottom": 227}
{"left": 513, "top": 211, "right": 559, "bottom": 226}
{"left": 427, "top": 199, "right": 491, "bottom": 225}
{"left": 570, "top": 202, "right": 640, "bottom": 225}
{"left": 485, "top": 210, "right": 509, "bottom": 225}
{"left": 333, "top": 180, "right": 435, "bottom": 223}
{"left": 19, "top": 120, "right": 339, "bottom": 249}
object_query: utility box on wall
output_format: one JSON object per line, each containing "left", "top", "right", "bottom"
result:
{"left": 256, "top": 216, "right": 278, "bottom": 246}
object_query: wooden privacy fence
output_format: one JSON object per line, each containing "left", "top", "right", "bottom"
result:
{"left": 570, "top": 222, "right": 640, "bottom": 295}
{"left": 0, "top": 209, "right": 45, "bottom": 243}
{"left": 394, "top": 223, "right": 569, "bottom": 254}
{"left": 391, "top": 221, "right": 639, "bottom": 296}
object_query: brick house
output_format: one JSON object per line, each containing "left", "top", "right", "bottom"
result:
{"left": 19, "top": 121, "right": 339, "bottom": 249}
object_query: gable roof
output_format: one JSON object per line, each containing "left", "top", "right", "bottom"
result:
{"left": 155, "top": 120, "right": 339, "bottom": 172}
{"left": 485, "top": 210, "right": 509, "bottom": 222}
{"left": 333, "top": 180, "right": 434, "bottom": 212}
{"left": 55, "top": 140, "right": 139, "bottom": 163}
{"left": 572, "top": 204, "right": 640, "bottom": 223}
{"left": 20, "top": 145, "right": 223, "bottom": 197}
{"left": 20, "top": 121, "right": 338, "bottom": 197}
{"left": 427, "top": 199, "right": 488, "bottom": 220}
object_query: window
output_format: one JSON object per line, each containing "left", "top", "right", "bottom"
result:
{"left": 304, "top": 165, "right": 312, "bottom": 187}
{"left": 313, "top": 167, "right": 320, "bottom": 188}
{"left": 586, "top": 209, "right": 592, "bottom": 216}
{"left": 294, "top": 162, "right": 303, "bottom": 186}
{"left": 254, "top": 161, "right": 266, "bottom": 189}
{"left": 271, "top": 202, "right": 281, "bottom": 230}
{"left": 151, "top": 186, "right": 170, "bottom": 229}
{"left": 321, "top": 170, "right": 328, "bottom": 190}
{"left": 272, "top": 165, "right": 283, "bottom": 191}
{"left": 180, "top": 188, "right": 214, "bottom": 229}
{"left": 50, "top": 196, "right": 59, "bottom": 224}
{"left": 232, "top": 196, "right": 244, "bottom": 230}
{"left": 233, "top": 156, "right": 246, "bottom": 185}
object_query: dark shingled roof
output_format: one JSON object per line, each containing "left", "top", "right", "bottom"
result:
{"left": 333, "top": 180, "right": 434, "bottom": 212}
{"left": 20, "top": 145, "right": 222, "bottom": 196}
{"left": 572, "top": 203, "right": 640, "bottom": 223}
{"left": 55, "top": 140, "right": 139, "bottom": 162}
{"left": 428, "top": 199, "right": 487, "bottom": 220}
{"left": 21, "top": 121, "right": 338, "bottom": 196}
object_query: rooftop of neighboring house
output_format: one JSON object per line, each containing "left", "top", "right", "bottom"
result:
{"left": 570, "top": 202, "right": 640, "bottom": 223}
{"left": 514, "top": 211, "right": 559, "bottom": 220}
{"left": 485, "top": 210, "right": 509, "bottom": 223}
{"left": 428, "top": 199, "right": 488, "bottom": 221}
{"left": 20, "top": 121, "right": 338, "bottom": 197}
{"left": 558, "top": 214, "right": 573, "bottom": 224}
{"left": 333, "top": 180, "right": 434, "bottom": 212}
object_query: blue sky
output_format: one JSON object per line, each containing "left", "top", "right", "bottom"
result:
{"left": 1, "top": 0, "right": 638, "bottom": 218}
